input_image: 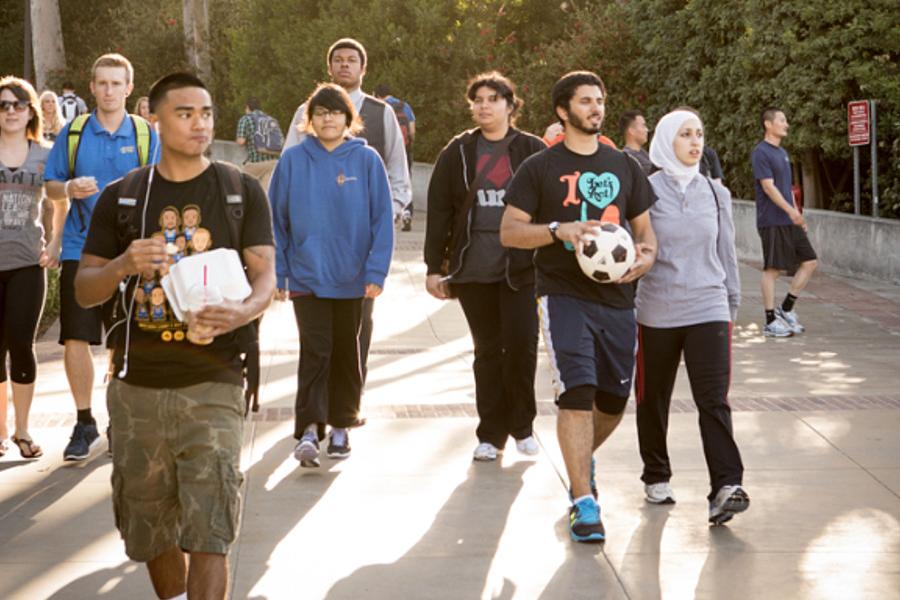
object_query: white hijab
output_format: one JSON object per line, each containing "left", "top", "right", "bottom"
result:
{"left": 649, "top": 110, "right": 703, "bottom": 193}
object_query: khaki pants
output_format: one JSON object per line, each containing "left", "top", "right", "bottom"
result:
{"left": 242, "top": 159, "right": 278, "bottom": 197}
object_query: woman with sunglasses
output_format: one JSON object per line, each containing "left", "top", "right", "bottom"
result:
{"left": 269, "top": 83, "right": 393, "bottom": 467}
{"left": 0, "top": 76, "right": 60, "bottom": 459}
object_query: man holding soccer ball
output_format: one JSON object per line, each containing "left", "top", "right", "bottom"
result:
{"left": 500, "top": 70, "right": 657, "bottom": 543}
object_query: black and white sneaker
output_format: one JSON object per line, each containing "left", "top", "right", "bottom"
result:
{"left": 293, "top": 432, "right": 320, "bottom": 468}
{"left": 326, "top": 428, "right": 351, "bottom": 459}
{"left": 401, "top": 210, "right": 412, "bottom": 232}
{"left": 708, "top": 485, "right": 750, "bottom": 525}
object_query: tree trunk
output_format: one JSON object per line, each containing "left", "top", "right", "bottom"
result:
{"left": 30, "top": 0, "right": 66, "bottom": 91}
{"left": 183, "top": 0, "right": 212, "bottom": 83}
{"left": 800, "top": 149, "right": 823, "bottom": 210}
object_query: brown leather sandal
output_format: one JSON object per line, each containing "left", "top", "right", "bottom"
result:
{"left": 12, "top": 436, "right": 42, "bottom": 459}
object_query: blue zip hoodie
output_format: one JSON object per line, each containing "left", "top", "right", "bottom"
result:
{"left": 269, "top": 136, "right": 394, "bottom": 298}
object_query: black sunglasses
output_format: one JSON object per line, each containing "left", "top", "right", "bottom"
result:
{"left": 0, "top": 100, "right": 30, "bottom": 112}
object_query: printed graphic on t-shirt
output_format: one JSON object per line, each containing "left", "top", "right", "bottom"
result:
{"left": 135, "top": 203, "right": 212, "bottom": 342}
{"left": 0, "top": 168, "right": 44, "bottom": 231}
{"left": 1, "top": 189, "right": 36, "bottom": 230}
{"left": 475, "top": 152, "right": 513, "bottom": 209}
{"left": 558, "top": 170, "right": 622, "bottom": 249}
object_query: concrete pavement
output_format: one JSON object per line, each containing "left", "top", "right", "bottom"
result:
{"left": 1, "top": 191, "right": 899, "bottom": 598}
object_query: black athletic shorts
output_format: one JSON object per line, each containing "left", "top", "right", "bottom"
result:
{"left": 758, "top": 225, "right": 817, "bottom": 276}
{"left": 59, "top": 260, "right": 104, "bottom": 345}
{"left": 538, "top": 294, "right": 635, "bottom": 412}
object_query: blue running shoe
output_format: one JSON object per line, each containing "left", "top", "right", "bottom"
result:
{"left": 569, "top": 496, "right": 606, "bottom": 543}
{"left": 63, "top": 422, "right": 101, "bottom": 461}
{"left": 569, "top": 457, "right": 598, "bottom": 502}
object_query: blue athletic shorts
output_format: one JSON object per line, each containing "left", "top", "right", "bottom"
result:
{"left": 538, "top": 294, "right": 637, "bottom": 402}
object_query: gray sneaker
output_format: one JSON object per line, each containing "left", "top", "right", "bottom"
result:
{"left": 708, "top": 484, "right": 750, "bottom": 525}
{"left": 293, "top": 432, "right": 320, "bottom": 468}
{"left": 644, "top": 482, "right": 676, "bottom": 504}
{"left": 764, "top": 317, "right": 793, "bottom": 338}
{"left": 775, "top": 306, "right": 805, "bottom": 333}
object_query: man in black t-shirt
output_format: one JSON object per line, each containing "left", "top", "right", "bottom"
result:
{"left": 501, "top": 71, "right": 657, "bottom": 544}
{"left": 75, "top": 73, "right": 275, "bottom": 600}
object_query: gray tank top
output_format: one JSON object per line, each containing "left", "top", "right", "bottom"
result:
{"left": 0, "top": 142, "right": 50, "bottom": 270}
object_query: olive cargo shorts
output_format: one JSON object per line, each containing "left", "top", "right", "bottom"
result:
{"left": 107, "top": 379, "right": 245, "bottom": 562}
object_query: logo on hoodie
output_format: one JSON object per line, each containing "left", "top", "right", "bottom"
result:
{"left": 336, "top": 171, "right": 358, "bottom": 187}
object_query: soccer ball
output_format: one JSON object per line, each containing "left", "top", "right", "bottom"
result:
{"left": 576, "top": 223, "right": 636, "bottom": 283}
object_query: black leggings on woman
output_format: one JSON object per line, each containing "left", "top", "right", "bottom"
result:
{"left": 0, "top": 265, "right": 45, "bottom": 384}
{"left": 635, "top": 321, "right": 743, "bottom": 500}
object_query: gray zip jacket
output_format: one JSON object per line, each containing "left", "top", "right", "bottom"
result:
{"left": 635, "top": 172, "right": 740, "bottom": 327}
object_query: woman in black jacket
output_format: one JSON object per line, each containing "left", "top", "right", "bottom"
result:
{"left": 424, "top": 72, "right": 546, "bottom": 461}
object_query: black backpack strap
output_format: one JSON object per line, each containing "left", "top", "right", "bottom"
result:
{"left": 115, "top": 166, "right": 153, "bottom": 249}
{"left": 211, "top": 161, "right": 261, "bottom": 414}
{"left": 212, "top": 161, "right": 245, "bottom": 253}
{"left": 105, "top": 165, "right": 153, "bottom": 350}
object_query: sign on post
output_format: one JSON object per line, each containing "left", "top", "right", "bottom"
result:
{"left": 848, "top": 100, "right": 870, "bottom": 146}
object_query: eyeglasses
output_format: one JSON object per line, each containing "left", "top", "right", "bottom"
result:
{"left": 312, "top": 109, "right": 345, "bottom": 119}
{"left": 0, "top": 100, "right": 30, "bottom": 113}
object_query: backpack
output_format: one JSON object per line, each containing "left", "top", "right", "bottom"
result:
{"left": 249, "top": 112, "right": 284, "bottom": 155}
{"left": 67, "top": 113, "right": 152, "bottom": 231}
{"left": 384, "top": 97, "right": 411, "bottom": 148}
{"left": 59, "top": 94, "right": 81, "bottom": 123}
{"left": 109, "top": 161, "right": 262, "bottom": 415}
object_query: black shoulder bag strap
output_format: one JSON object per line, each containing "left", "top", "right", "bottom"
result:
{"left": 212, "top": 161, "right": 261, "bottom": 416}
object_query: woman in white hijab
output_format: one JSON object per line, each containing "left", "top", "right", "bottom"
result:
{"left": 634, "top": 109, "right": 748, "bottom": 525}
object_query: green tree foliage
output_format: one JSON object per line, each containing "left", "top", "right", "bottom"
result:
{"left": 624, "top": 0, "right": 899, "bottom": 215}
{"left": 0, "top": 0, "right": 896, "bottom": 217}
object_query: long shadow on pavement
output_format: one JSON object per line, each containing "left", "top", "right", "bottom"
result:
{"left": 233, "top": 427, "right": 341, "bottom": 599}
{"left": 323, "top": 461, "right": 534, "bottom": 600}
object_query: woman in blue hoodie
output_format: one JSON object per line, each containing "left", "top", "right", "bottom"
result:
{"left": 269, "top": 83, "right": 393, "bottom": 467}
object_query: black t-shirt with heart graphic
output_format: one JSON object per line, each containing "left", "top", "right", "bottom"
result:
{"left": 505, "top": 142, "right": 656, "bottom": 307}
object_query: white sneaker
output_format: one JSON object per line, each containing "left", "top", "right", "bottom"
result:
{"left": 515, "top": 436, "right": 540, "bottom": 456}
{"left": 708, "top": 484, "right": 750, "bottom": 525}
{"left": 473, "top": 442, "right": 499, "bottom": 462}
{"left": 764, "top": 317, "right": 793, "bottom": 337}
{"left": 775, "top": 306, "right": 805, "bottom": 333}
{"left": 644, "top": 482, "right": 676, "bottom": 504}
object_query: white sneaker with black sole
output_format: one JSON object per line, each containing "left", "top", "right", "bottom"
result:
{"left": 515, "top": 436, "right": 539, "bottom": 456}
{"left": 473, "top": 442, "right": 499, "bottom": 461}
{"left": 708, "top": 484, "right": 750, "bottom": 525}
{"left": 645, "top": 482, "right": 676, "bottom": 504}
{"left": 764, "top": 317, "right": 793, "bottom": 338}
{"left": 775, "top": 306, "right": 805, "bottom": 334}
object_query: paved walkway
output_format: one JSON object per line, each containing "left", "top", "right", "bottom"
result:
{"left": 1, "top": 182, "right": 899, "bottom": 598}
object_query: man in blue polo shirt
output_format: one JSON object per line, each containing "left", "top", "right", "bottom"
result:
{"left": 45, "top": 53, "right": 158, "bottom": 461}
{"left": 751, "top": 107, "right": 817, "bottom": 338}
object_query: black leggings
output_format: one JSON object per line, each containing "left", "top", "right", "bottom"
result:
{"left": 635, "top": 321, "right": 743, "bottom": 499}
{"left": 0, "top": 265, "right": 46, "bottom": 384}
